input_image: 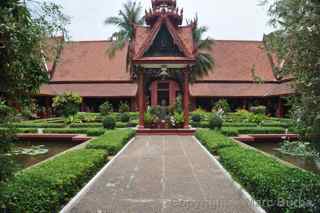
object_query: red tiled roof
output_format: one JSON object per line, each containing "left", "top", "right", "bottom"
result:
{"left": 51, "top": 41, "right": 131, "bottom": 81}
{"left": 269, "top": 81, "right": 295, "bottom": 96}
{"left": 40, "top": 83, "right": 137, "bottom": 97}
{"left": 40, "top": 39, "right": 295, "bottom": 98}
{"left": 190, "top": 82, "right": 294, "bottom": 97}
{"left": 200, "top": 40, "right": 277, "bottom": 82}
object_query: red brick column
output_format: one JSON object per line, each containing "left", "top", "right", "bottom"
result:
{"left": 151, "top": 81, "right": 158, "bottom": 107}
{"left": 138, "top": 70, "right": 145, "bottom": 128}
{"left": 183, "top": 68, "right": 190, "bottom": 128}
{"left": 276, "top": 97, "right": 284, "bottom": 118}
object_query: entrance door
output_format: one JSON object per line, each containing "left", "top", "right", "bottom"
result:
{"left": 150, "top": 80, "right": 180, "bottom": 107}
{"left": 158, "top": 82, "right": 170, "bottom": 106}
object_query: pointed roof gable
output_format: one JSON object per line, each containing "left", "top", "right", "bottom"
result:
{"left": 133, "top": 17, "right": 195, "bottom": 61}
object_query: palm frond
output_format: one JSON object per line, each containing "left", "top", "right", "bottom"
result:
{"left": 191, "top": 22, "right": 215, "bottom": 81}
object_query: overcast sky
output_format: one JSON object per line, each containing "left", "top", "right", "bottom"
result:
{"left": 51, "top": 0, "right": 274, "bottom": 41}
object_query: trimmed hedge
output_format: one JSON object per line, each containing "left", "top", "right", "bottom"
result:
{"left": 116, "top": 122, "right": 129, "bottom": 128}
{"left": 87, "top": 129, "right": 136, "bottom": 155}
{"left": 0, "top": 149, "right": 107, "bottom": 212}
{"left": 219, "top": 146, "right": 320, "bottom": 212}
{"left": 69, "top": 123, "right": 102, "bottom": 128}
{"left": 223, "top": 122, "right": 257, "bottom": 127}
{"left": 237, "top": 127, "right": 285, "bottom": 134}
{"left": 43, "top": 128, "right": 102, "bottom": 135}
{"left": 86, "top": 129, "right": 106, "bottom": 137}
{"left": 195, "top": 129, "right": 238, "bottom": 153}
{"left": 196, "top": 129, "right": 320, "bottom": 213}
{"left": 9, "top": 123, "right": 65, "bottom": 128}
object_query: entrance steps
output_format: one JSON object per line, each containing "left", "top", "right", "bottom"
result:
{"left": 136, "top": 128, "right": 196, "bottom": 135}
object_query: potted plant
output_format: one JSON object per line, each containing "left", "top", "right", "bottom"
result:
{"left": 144, "top": 112, "right": 153, "bottom": 128}
{"left": 174, "top": 112, "right": 184, "bottom": 128}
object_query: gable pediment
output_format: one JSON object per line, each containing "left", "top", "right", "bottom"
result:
{"left": 144, "top": 24, "right": 184, "bottom": 57}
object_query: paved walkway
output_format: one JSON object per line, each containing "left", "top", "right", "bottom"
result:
{"left": 62, "top": 136, "right": 257, "bottom": 213}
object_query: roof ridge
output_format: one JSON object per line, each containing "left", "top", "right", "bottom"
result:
{"left": 214, "top": 39, "right": 263, "bottom": 43}
{"left": 66, "top": 40, "right": 113, "bottom": 43}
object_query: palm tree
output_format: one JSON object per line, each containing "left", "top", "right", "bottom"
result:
{"left": 105, "top": 1, "right": 144, "bottom": 70}
{"left": 190, "top": 20, "right": 215, "bottom": 82}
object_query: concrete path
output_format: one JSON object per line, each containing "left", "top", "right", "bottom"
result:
{"left": 62, "top": 136, "right": 258, "bottom": 213}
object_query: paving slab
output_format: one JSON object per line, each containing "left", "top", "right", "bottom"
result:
{"left": 62, "top": 135, "right": 258, "bottom": 213}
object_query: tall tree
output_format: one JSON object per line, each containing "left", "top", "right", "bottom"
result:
{"left": 190, "top": 19, "right": 215, "bottom": 82}
{"left": 105, "top": 0, "right": 144, "bottom": 71}
{"left": 0, "top": 0, "right": 68, "bottom": 185}
{"left": 264, "top": 0, "right": 320, "bottom": 150}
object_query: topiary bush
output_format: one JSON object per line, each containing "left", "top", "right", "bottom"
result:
{"left": 208, "top": 113, "right": 223, "bottom": 130}
{"left": 249, "top": 105, "right": 267, "bottom": 115}
{"left": 191, "top": 113, "right": 202, "bottom": 123}
{"left": 119, "top": 101, "right": 130, "bottom": 113}
{"left": 99, "top": 101, "right": 113, "bottom": 116}
{"left": 103, "top": 116, "right": 116, "bottom": 129}
{"left": 52, "top": 92, "right": 82, "bottom": 117}
{"left": 213, "top": 99, "right": 231, "bottom": 112}
{"left": 120, "top": 112, "right": 130, "bottom": 123}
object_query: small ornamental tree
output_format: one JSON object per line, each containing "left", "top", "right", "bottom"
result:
{"left": 119, "top": 101, "right": 130, "bottom": 113}
{"left": 0, "top": 0, "right": 68, "bottom": 192}
{"left": 52, "top": 92, "right": 82, "bottom": 117}
{"left": 99, "top": 101, "right": 113, "bottom": 116}
{"left": 213, "top": 99, "right": 230, "bottom": 113}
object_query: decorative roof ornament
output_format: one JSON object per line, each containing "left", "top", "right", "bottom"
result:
{"left": 145, "top": 0, "right": 183, "bottom": 26}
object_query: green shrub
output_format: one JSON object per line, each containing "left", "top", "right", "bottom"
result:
{"left": 208, "top": 113, "right": 223, "bottom": 130}
{"left": 190, "top": 121, "right": 201, "bottom": 128}
{"left": 213, "top": 99, "right": 230, "bottom": 112}
{"left": 195, "top": 129, "right": 238, "bottom": 153}
{"left": 196, "top": 130, "right": 320, "bottom": 212}
{"left": 77, "top": 112, "right": 98, "bottom": 123}
{"left": 15, "top": 128, "right": 38, "bottom": 133}
{"left": 199, "top": 121, "right": 209, "bottom": 128}
{"left": 221, "top": 127, "right": 239, "bottom": 136}
{"left": 262, "top": 121, "right": 291, "bottom": 128}
{"left": 70, "top": 123, "right": 102, "bottom": 128}
{"left": 120, "top": 112, "right": 130, "bottom": 123}
{"left": 99, "top": 101, "right": 113, "bottom": 116}
{"left": 1, "top": 149, "right": 106, "bottom": 212}
{"left": 116, "top": 122, "right": 128, "bottom": 128}
{"left": 218, "top": 146, "right": 320, "bottom": 212}
{"left": 87, "top": 129, "right": 136, "bottom": 155}
{"left": 249, "top": 105, "right": 267, "bottom": 115}
{"left": 10, "top": 123, "right": 65, "bottom": 128}
{"left": 223, "top": 122, "right": 257, "bottom": 127}
{"left": 103, "top": 116, "right": 116, "bottom": 129}
{"left": 86, "top": 129, "right": 105, "bottom": 137}
{"left": 52, "top": 92, "right": 82, "bottom": 117}
{"left": 191, "top": 113, "right": 202, "bottom": 122}
{"left": 43, "top": 128, "right": 87, "bottom": 134}
{"left": 128, "top": 120, "right": 138, "bottom": 127}
{"left": 119, "top": 101, "right": 130, "bottom": 113}
{"left": 311, "top": 115, "right": 320, "bottom": 153}
{"left": 174, "top": 112, "right": 184, "bottom": 127}
{"left": 237, "top": 127, "right": 285, "bottom": 134}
